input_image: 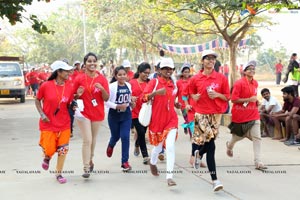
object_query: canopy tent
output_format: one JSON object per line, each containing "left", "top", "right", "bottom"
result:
{"left": 158, "top": 38, "right": 250, "bottom": 55}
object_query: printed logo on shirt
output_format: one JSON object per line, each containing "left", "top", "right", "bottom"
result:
{"left": 116, "top": 86, "right": 130, "bottom": 104}
{"left": 209, "top": 83, "right": 220, "bottom": 90}
{"left": 62, "top": 96, "right": 69, "bottom": 103}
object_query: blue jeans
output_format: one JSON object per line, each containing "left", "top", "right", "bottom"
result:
{"left": 108, "top": 116, "right": 131, "bottom": 164}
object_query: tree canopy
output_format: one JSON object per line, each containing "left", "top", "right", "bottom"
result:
{"left": 0, "top": 0, "right": 53, "bottom": 34}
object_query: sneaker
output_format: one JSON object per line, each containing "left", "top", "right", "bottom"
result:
{"left": 89, "top": 161, "right": 94, "bottom": 172}
{"left": 121, "top": 162, "right": 132, "bottom": 172}
{"left": 56, "top": 175, "right": 67, "bottom": 184}
{"left": 213, "top": 180, "right": 223, "bottom": 192}
{"left": 194, "top": 150, "right": 201, "bottom": 169}
{"left": 42, "top": 158, "right": 50, "bottom": 170}
{"left": 158, "top": 153, "right": 165, "bottom": 161}
{"left": 134, "top": 146, "right": 140, "bottom": 157}
{"left": 106, "top": 144, "right": 114, "bottom": 158}
{"left": 184, "top": 128, "right": 188, "bottom": 134}
{"left": 143, "top": 157, "right": 150, "bottom": 165}
{"left": 82, "top": 171, "right": 90, "bottom": 178}
{"left": 285, "top": 139, "right": 300, "bottom": 146}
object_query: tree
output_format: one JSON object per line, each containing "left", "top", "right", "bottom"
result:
{"left": 0, "top": 0, "right": 53, "bottom": 34}
{"left": 150, "top": 0, "right": 297, "bottom": 86}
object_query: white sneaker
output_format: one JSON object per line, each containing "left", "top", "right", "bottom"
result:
{"left": 213, "top": 180, "right": 223, "bottom": 192}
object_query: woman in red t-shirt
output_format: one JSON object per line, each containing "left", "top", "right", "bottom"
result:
{"left": 35, "top": 60, "right": 74, "bottom": 184}
{"left": 176, "top": 63, "right": 192, "bottom": 137}
{"left": 129, "top": 62, "right": 151, "bottom": 164}
{"left": 143, "top": 57, "right": 179, "bottom": 186}
{"left": 73, "top": 52, "right": 109, "bottom": 178}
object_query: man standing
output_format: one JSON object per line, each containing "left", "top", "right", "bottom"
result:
{"left": 275, "top": 59, "right": 283, "bottom": 86}
{"left": 226, "top": 60, "right": 268, "bottom": 170}
{"left": 282, "top": 53, "right": 299, "bottom": 97}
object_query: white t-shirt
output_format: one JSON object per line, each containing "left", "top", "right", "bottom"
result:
{"left": 262, "top": 96, "right": 282, "bottom": 113}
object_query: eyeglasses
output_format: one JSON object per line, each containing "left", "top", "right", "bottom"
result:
{"left": 246, "top": 68, "right": 255, "bottom": 71}
{"left": 142, "top": 71, "right": 150, "bottom": 75}
{"left": 204, "top": 57, "right": 216, "bottom": 61}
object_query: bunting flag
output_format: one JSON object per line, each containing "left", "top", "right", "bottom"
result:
{"left": 158, "top": 38, "right": 250, "bottom": 55}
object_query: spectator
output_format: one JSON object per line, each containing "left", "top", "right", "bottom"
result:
{"left": 275, "top": 59, "right": 284, "bottom": 86}
{"left": 271, "top": 86, "right": 300, "bottom": 143}
{"left": 283, "top": 53, "right": 299, "bottom": 97}
{"left": 259, "top": 88, "right": 282, "bottom": 138}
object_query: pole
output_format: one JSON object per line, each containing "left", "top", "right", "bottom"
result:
{"left": 82, "top": 6, "right": 87, "bottom": 55}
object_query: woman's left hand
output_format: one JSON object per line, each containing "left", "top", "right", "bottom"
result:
{"left": 175, "top": 102, "right": 181, "bottom": 109}
{"left": 94, "top": 83, "right": 104, "bottom": 90}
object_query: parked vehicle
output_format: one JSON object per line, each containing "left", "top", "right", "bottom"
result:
{"left": 0, "top": 56, "right": 26, "bottom": 103}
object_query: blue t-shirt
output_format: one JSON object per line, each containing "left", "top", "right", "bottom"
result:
{"left": 108, "top": 84, "right": 131, "bottom": 121}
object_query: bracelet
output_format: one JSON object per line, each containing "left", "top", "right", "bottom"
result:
{"left": 40, "top": 113, "right": 46, "bottom": 119}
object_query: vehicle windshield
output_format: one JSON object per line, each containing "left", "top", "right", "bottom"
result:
{"left": 0, "top": 63, "right": 22, "bottom": 77}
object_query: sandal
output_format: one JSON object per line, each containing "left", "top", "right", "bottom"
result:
{"left": 56, "top": 175, "right": 67, "bottom": 184}
{"left": 255, "top": 163, "right": 268, "bottom": 171}
{"left": 167, "top": 178, "right": 177, "bottom": 186}
{"left": 42, "top": 158, "right": 50, "bottom": 170}
{"left": 226, "top": 142, "right": 233, "bottom": 157}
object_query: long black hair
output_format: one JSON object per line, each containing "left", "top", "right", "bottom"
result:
{"left": 48, "top": 69, "right": 64, "bottom": 81}
{"left": 83, "top": 52, "right": 97, "bottom": 64}
{"left": 133, "top": 62, "right": 151, "bottom": 79}
{"left": 110, "top": 66, "right": 127, "bottom": 83}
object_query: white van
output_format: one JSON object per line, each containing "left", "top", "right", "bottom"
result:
{"left": 0, "top": 62, "right": 26, "bottom": 103}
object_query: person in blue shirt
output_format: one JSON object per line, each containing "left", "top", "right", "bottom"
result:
{"left": 105, "top": 66, "right": 135, "bottom": 171}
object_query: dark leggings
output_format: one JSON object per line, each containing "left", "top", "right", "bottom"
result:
{"left": 191, "top": 139, "right": 217, "bottom": 181}
{"left": 132, "top": 119, "right": 149, "bottom": 158}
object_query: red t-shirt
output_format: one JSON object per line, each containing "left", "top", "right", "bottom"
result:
{"left": 28, "top": 71, "right": 40, "bottom": 84}
{"left": 275, "top": 63, "right": 283, "bottom": 73}
{"left": 127, "top": 71, "right": 134, "bottom": 80}
{"left": 129, "top": 79, "right": 148, "bottom": 119}
{"left": 73, "top": 73, "right": 109, "bottom": 121}
{"left": 182, "top": 80, "right": 196, "bottom": 122}
{"left": 231, "top": 77, "right": 260, "bottom": 123}
{"left": 282, "top": 97, "right": 300, "bottom": 114}
{"left": 38, "top": 72, "right": 50, "bottom": 84}
{"left": 224, "top": 65, "right": 229, "bottom": 74}
{"left": 37, "top": 80, "right": 74, "bottom": 131}
{"left": 176, "top": 78, "right": 190, "bottom": 109}
{"left": 143, "top": 77, "right": 178, "bottom": 133}
{"left": 187, "top": 70, "right": 230, "bottom": 114}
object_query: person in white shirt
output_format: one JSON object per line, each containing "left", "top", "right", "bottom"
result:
{"left": 260, "top": 88, "right": 282, "bottom": 138}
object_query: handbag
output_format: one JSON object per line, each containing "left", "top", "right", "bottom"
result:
{"left": 138, "top": 78, "right": 159, "bottom": 127}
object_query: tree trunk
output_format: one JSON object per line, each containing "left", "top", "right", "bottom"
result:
{"left": 142, "top": 42, "right": 148, "bottom": 62}
{"left": 228, "top": 43, "right": 237, "bottom": 89}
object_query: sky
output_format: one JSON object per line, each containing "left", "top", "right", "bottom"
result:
{"left": 257, "top": 9, "right": 300, "bottom": 53}
{"left": 3, "top": 0, "right": 300, "bottom": 54}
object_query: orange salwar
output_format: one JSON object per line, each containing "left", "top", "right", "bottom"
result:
{"left": 39, "top": 129, "right": 71, "bottom": 158}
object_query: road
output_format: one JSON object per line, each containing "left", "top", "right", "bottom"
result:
{"left": 0, "top": 93, "right": 299, "bottom": 200}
